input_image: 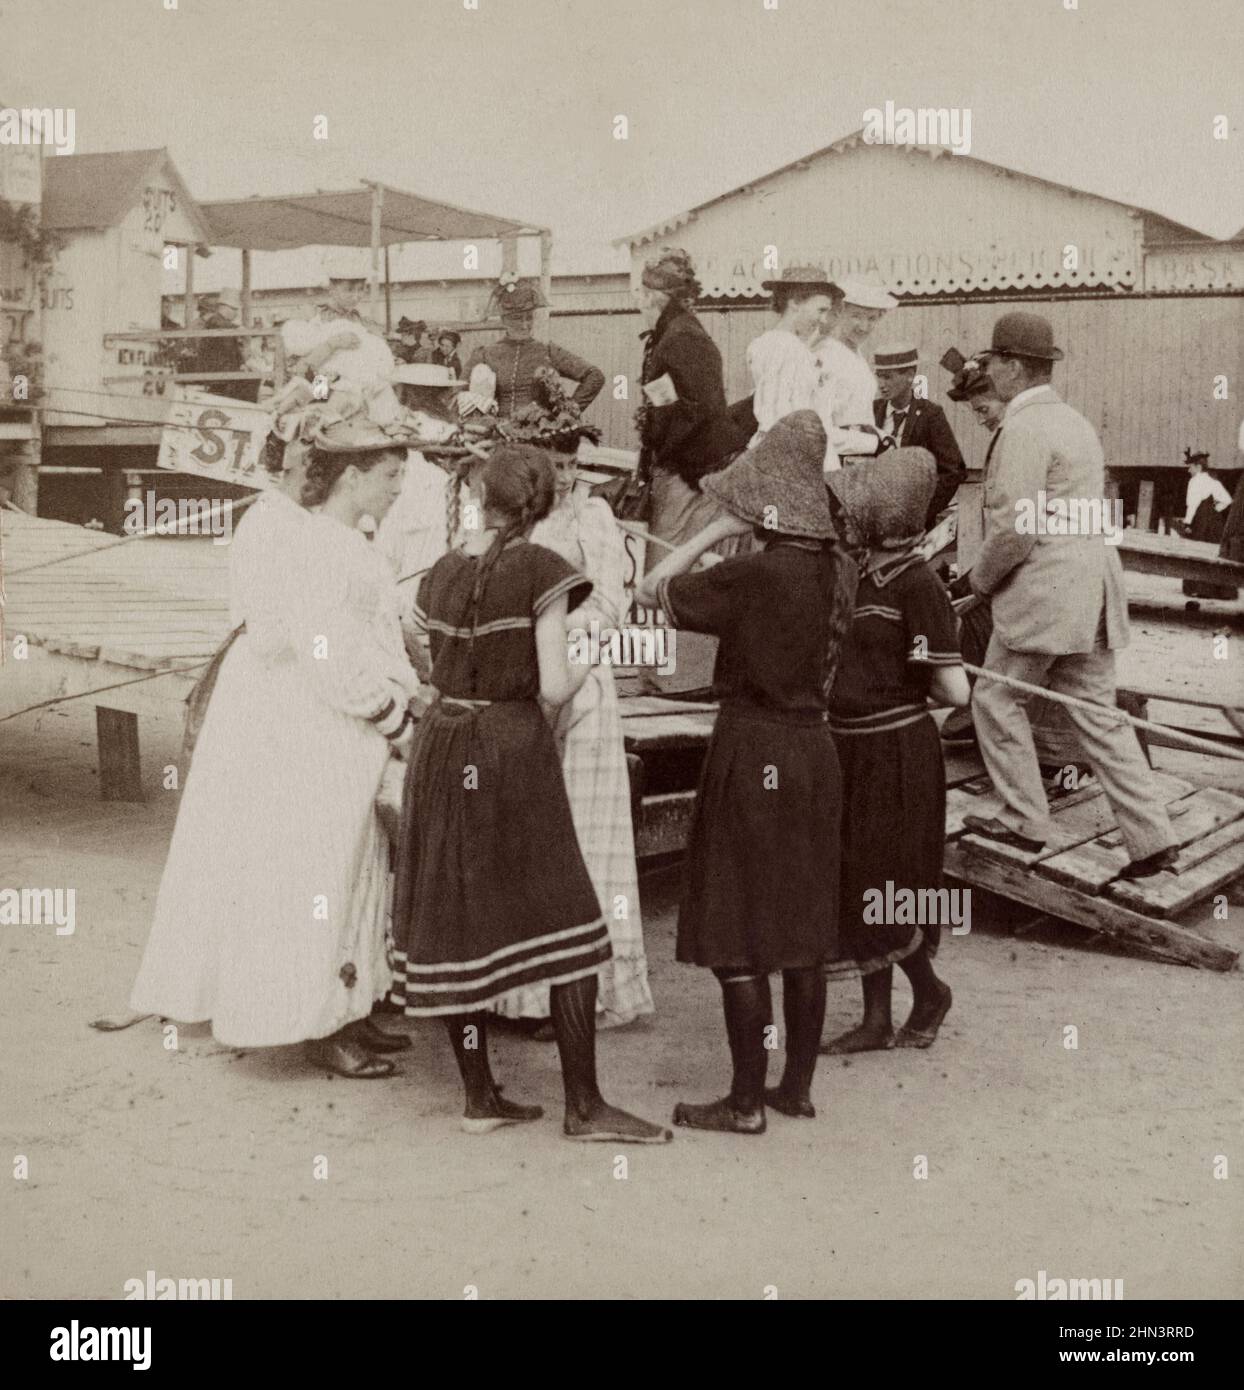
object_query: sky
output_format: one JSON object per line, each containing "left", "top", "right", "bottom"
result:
{"left": 3, "top": 0, "right": 1242, "bottom": 272}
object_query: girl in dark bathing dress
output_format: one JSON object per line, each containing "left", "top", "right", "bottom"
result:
{"left": 822, "top": 448, "right": 970, "bottom": 1053}
{"left": 637, "top": 410, "right": 856, "bottom": 1134}
{"left": 390, "top": 442, "right": 669, "bottom": 1144}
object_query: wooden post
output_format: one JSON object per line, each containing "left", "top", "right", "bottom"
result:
{"left": 11, "top": 427, "right": 39, "bottom": 515}
{"left": 96, "top": 707, "right": 144, "bottom": 801}
{"left": 368, "top": 183, "right": 384, "bottom": 323}
{"left": 383, "top": 244, "right": 392, "bottom": 335}
{"left": 538, "top": 229, "right": 553, "bottom": 340}
{"left": 240, "top": 248, "right": 252, "bottom": 326}
{"left": 1136, "top": 480, "right": 1154, "bottom": 532}
{"left": 183, "top": 243, "right": 197, "bottom": 326}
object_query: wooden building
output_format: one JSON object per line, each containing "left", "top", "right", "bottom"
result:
{"left": 602, "top": 132, "right": 1244, "bottom": 491}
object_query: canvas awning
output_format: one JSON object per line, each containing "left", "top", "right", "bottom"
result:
{"left": 200, "top": 182, "right": 543, "bottom": 250}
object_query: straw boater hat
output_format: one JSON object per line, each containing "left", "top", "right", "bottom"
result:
{"left": 836, "top": 277, "right": 898, "bottom": 310}
{"left": 872, "top": 343, "right": 921, "bottom": 373}
{"left": 700, "top": 410, "right": 836, "bottom": 540}
{"left": 309, "top": 414, "right": 415, "bottom": 453}
{"left": 826, "top": 448, "right": 937, "bottom": 548}
{"left": 391, "top": 362, "right": 465, "bottom": 390}
{"left": 977, "top": 311, "right": 1064, "bottom": 362}
{"left": 760, "top": 264, "right": 839, "bottom": 295}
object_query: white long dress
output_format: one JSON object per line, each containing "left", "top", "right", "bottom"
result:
{"left": 129, "top": 502, "right": 420, "bottom": 1047}
{"left": 746, "top": 328, "right": 820, "bottom": 444}
{"left": 493, "top": 491, "right": 655, "bottom": 1024}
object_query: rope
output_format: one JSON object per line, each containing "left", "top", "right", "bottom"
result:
{"left": 0, "top": 659, "right": 210, "bottom": 725}
{"left": 960, "top": 660, "right": 1244, "bottom": 762}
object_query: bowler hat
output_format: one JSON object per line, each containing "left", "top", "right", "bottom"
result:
{"left": 979, "top": 311, "right": 1064, "bottom": 362}
{"left": 701, "top": 410, "right": 836, "bottom": 541}
{"left": 760, "top": 264, "right": 839, "bottom": 295}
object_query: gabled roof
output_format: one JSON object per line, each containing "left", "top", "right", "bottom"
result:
{"left": 200, "top": 183, "right": 545, "bottom": 251}
{"left": 618, "top": 129, "right": 1223, "bottom": 249}
{"left": 41, "top": 148, "right": 211, "bottom": 240}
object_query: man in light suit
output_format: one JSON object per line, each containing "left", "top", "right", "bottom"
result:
{"left": 962, "top": 313, "right": 1177, "bottom": 878}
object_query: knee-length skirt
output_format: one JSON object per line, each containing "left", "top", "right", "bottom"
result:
{"left": 826, "top": 713, "right": 946, "bottom": 978}
{"left": 390, "top": 698, "right": 611, "bottom": 1015}
{"left": 676, "top": 705, "right": 841, "bottom": 972}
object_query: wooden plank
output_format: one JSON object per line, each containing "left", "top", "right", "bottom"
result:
{"left": 1135, "top": 481, "right": 1154, "bottom": 532}
{"left": 635, "top": 790, "right": 697, "bottom": 859}
{"left": 943, "top": 840, "right": 1237, "bottom": 970}
{"left": 1107, "top": 820, "right": 1244, "bottom": 917}
{"left": 1039, "top": 787, "right": 1244, "bottom": 894}
{"left": 623, "top": 713, "right": 715, "bottom": 753}
{"left": 96, "top": 707, "right": 144, "bottom": 803}
{"left": 959, "top": 772, "right": 1193, "bottom": 869}
{"left": 942, "top": 746, "right": 987, "bottom": 787}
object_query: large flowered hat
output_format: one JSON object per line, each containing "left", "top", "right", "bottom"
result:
{"left": 700, "top": 409, "right": 836, "bottom": 541}
{"left": 501, "top": 365, "right": 600, "bottom": 452}
{"left": 826, "top": 447, "right": 936, "bottom": 547}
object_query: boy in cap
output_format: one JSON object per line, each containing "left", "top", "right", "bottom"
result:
{"left": 872, "top": 344, "right": 965, "bottom": 525}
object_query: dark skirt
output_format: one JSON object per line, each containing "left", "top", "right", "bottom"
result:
{"left": 390, "top": 699, "right": 610, "bottom": 1015}
{"left": 826, "top": 713, "right": 946, "bottom": 978}
{"left": 1183, "top": 497, "right": 1236, "bottom": 599}
{"left": 676, "top": 705, "right": 840, "bottom": 972}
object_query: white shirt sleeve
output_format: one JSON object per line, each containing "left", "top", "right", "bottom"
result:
{"left": 748, "top": 331, "right": 817, "bottom": 438}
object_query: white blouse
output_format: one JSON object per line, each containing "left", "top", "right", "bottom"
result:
{"left": 530, "top": 491, "right": 626, "bottom": 628}
{"left": 746, "top": 328, "right": 820, "bottom": 443}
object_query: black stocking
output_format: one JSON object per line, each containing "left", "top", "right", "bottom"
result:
{"left": 549, "top": 974, "right": 602, "bottom": 1117}
{"left": 897, "top": 940, "right": 941, "bottom": 1007}
{"left": 443, "top": 1012, "right": 494, "bottom": 1113}
{"left": 716, "top": 972, "right": 773, "bottom": 1115}
{"left": 775, "top": 966, "right": 826, "bottom": 1104}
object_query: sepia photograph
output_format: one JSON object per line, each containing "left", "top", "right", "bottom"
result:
{"left": 1, "top": 0, "right": 1241, "bottom": 1349}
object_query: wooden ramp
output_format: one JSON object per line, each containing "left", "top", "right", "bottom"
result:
{"left": 620, "top": 701, "right": 1243, "bottom": 972}
{"left": 1, "top": 508, "right": 231, "bottom": 798}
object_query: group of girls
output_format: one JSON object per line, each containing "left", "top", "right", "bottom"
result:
{"left": 114, "top": 388, "right": 968, "bottom": 1143}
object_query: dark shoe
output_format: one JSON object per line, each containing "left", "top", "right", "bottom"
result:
{"left": 564, "top": 1100, "right": 672, "bottom": 1144}
{"left": 962, "top": 815, "right": 1045, "bottom": 853}
{"left": 352, "top": 1017, "right": 412, "bottom": 1053}
{"left": 305, "top": 1034, "right": 397, "bottom": 1079}
{"left": 1119, "top": 845, "right": 1180, "bottom": 879}
{"left": 895, "top": 983, "right": 953, "bottom": 1049}
{"left": 672, "top": 1096, "right": 765, "bottom": 1135}
{"left": 764, "top": 1087, "right": 816, "bottom": 1118}
{"left": 818, "top": 1022, "right": 895, "bottom": 1055}
{"left": 461, "top": 1093, "right": 544, "bottom": 1134}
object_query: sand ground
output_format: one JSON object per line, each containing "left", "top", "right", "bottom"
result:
{"left": 2, "top": 585, "right": 1243, "bottom": 1300}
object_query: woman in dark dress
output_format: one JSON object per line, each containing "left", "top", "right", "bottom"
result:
{"left": 822, "top": 449, "right": 970, "bottom": 1053}
{"left": 391, "top": 443, "right": 669, "bottom": 1144}
{"left": 637, "top": 410, "right": 855, "bottom": 1134}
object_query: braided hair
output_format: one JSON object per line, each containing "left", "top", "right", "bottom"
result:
{"left": 458, "top": 443, "right": 556, "bottom": 689}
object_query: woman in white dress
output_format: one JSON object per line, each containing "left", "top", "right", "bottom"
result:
{"left": 746, "top": 265, "right": 839, "bottom": 444}
{"left": 127, "top": 417, "right": 421, "bottom": 1078}
{"left": 493, "top": 430, "right": 655, "bottom": 1032}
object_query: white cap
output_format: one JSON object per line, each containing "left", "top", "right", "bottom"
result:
{"left": 837, "top": 278, "right": 897, "bottom": 310}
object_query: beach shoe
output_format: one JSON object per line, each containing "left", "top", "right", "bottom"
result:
{"left": 672, "top": 1096, "right": 765, "bottom": 1135}
{"left": 566, "top": 1102, "right": 673, "bottom": 1144}
{"left": 351, "top": 1017, "right": 412, "bottom": 1053}
{"left": 305, "top": 1034, "right": 396, "bottom": 1079}
{"left": 764, "top": 1087, "right": 816, "bottom": 1118}
{"left": 895, "top": 983, "right": 953, "bottom": 1049}
{"left": 461, "top": 1096, "right": 544, "bottom": 1134}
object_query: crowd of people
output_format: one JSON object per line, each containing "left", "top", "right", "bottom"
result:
{"left": 107, "top": 252, "right": 1204, "bottom": 1140}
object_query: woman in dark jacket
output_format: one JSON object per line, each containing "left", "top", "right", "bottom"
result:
{"left": 636, "top": 249, "right": 749, "bottom": 691}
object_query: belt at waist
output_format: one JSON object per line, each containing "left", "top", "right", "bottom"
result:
{"left": 717, "top": 702, "right": 830, "bottom": 728}
{"left": 827, "top": 704, "right": 930, "bottom": 735}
